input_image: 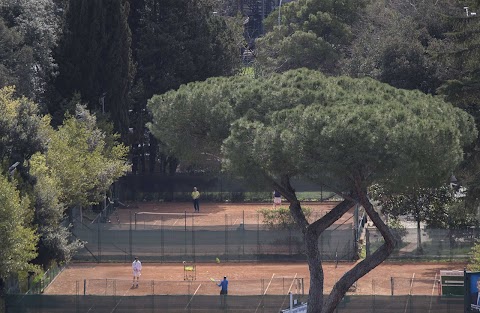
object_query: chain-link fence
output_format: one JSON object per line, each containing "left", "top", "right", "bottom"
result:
{"left": 26, "top": 276, "right": 440, "bottom": 297}
{"left": 6, "top": 275, "right": 463, "bottom": 312}
{"left": 117, "top": 173, "right": 331, "bottom": 202}
{"left": 350, "top": 277, "right": 440, "bottom": 296}
{"left": 37, "top": 277, "right": 305, "bottom": 297}
{"left": 71, "top": 214, "right": 356, "bottom": 263}
{"left": 5, "top": 294, "right": 463, "bottom": 313}
{"left": 366, "top": 227, "right": 475, "bottom": 259}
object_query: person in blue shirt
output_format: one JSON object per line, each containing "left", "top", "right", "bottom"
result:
{"left": 217, "top": 276, "right": 228, "bottom": 307}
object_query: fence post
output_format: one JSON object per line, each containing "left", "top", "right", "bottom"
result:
{"left": 391, "top": 277, "right": 394, "bottom": 296}
{"left": 192, "top": 213, "right": 196, "bottom": 263}
{"left": 289, "top": 228, "right": 292, "bottom": 255}
{"left": 365, "top": 228, "right": 370, "bottom": 258}
{"left": 129, "top": 210, "right": 133, "bottom": 260}
{"left": 353, "top": 227, "right": 358, "bottom": 260}
{"left": 242, "top": 210, "right": 245, "bottom": 256}
{"left": 97, "top": 218, "right": 101, "bottom": 262}
{"left": 184, "top": 211, "right": 187, "bottom": 259}
{"left": 83, "top": 279, "right": 86, "bottom": 295}
{"left": 225, "top": 214, "right": 228, "bottom": 261}
{"left": 257, "top": 213, "right": 260, "bottom": 257}
{"left": 161, "top": 217, "right": 164, "bottom": 262}
{"left": 76, "top": 281, "right": 79, "bottom": 313}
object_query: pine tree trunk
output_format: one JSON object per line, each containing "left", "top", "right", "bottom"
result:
{"left": 305, "top": 231, "right": 324, "bottom": 313}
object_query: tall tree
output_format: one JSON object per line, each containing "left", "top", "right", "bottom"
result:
{"left": 0, "top": 0, "right": 62, "bottom": 103}
{"left": 0, "top": 86, "right": 47, "bottom": 175}
{"left": 255, "top": 0, "right": 367, "bottom": 75}
{"left": 29, "top": 151, "right": 82, "bottom": 265}
{"left": 128, "top": 0, "right": 241, "bottom": 173}
{"left": 148, "top": 68, "right": 477, "bottom": 312}
{"left": 53, "top": 0, "right": 134, "bottom": 138}
{"left": 35, "top": 104, "right": 130, "bottom": 208}
{"left": 370, "top": 184, "right": 461, "bottom": 254}
{"left": 0, "top": 174, "right": 38, "bottom": 297}
{"left": 435, "top": 2, "right": 480, "bottom": 208}
{"left": 341, "top": 0, "right": 457, "bottom": 94}
{"left": 27, "top": 104, "right": 130, "bottom": 266}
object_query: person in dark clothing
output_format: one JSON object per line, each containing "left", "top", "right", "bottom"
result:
{"left": 217, "top": 276, "right": 228, "bottom": 307}
{"left": 273, "top": 190, "right": 281, "bottom": 209}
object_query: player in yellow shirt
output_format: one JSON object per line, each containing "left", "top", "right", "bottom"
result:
{"left": 192, "top": 187, "right": 200, "bottom": 212}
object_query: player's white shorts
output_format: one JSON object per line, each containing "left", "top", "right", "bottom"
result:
{"left": 274, "top": 197, "right": 281, "bottom": 205}
{"left": 133, "top": 270, "right": 141, "bottom": 277}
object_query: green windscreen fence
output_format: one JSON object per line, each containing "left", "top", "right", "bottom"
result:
{"left": 366, "top": 227, "right": 475, "bottom": 260}
{"left": 5, "top": 295, "right": 463, "bottom": 313}
{"left": 72, "top": 222, "right": 355, "bottom": 263}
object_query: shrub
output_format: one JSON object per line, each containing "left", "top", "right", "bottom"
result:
{"left": 258, "top": 207, "right": 312, "bottom": 230}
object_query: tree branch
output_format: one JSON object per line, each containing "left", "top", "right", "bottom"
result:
{"left": 309, "top": 198, "right": 356, "bottom": 235}
{"left": 322, "top": 178, "right": 396, "bottom": 313}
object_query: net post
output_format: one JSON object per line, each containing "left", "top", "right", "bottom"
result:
{"left": 391, "top": 277, "right": 394, "bottom": 296}
{"left": 184, "top": 211, "right": 187, "bottom": 258}
{"left": 225, "top": 213, "right": 228, "bottom": 262}
{"left": 192, "top": 212, "right": 195, "bottom": 263}
{"left": 83, "top": 279, "right": 86, "bottom": 295}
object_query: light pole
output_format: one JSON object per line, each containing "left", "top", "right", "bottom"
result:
{"left": 8, "top": 161, "right": 19, "bottom": 178}
{"left": 278, "top": 0, "right": 283, "bottom": 26}
{"left": 99, "top": 92, "right": 107, "bottom": 114}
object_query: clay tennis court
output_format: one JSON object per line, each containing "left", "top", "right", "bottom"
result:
{"left": 45, "top": 261, "right": 466, "bottom": 296}
{"left": 115, "top": 201, "right": 353, "bottom": 227}
{"left": 47, "top": 201, "right": 467, "bottom": 297}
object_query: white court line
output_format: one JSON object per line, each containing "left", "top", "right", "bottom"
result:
{"left": 254, "top": 273, "right": 275, "bottom": 313}
{"left": 431, "top": 272, "right": 438, "bottom": 296}
{"left": 287, "top": 273, "right": 299, "bottom": 294}
{"left": 184, "top": 283, "right": 202, "bottom": 309}
{"left": 403, "top": 273, "right": 415, "bottom": 313}
{"left": 278, "top": 273, "right": 299, "bottom": 312}
{"left": 428, "top": 272, "right": 438, "bottom": 313}
{"left": 264, "top": 273, "right": 275, "bottom": 295}
{"left": 136, "top": 212, "right": 207, "bottom": 215}
{"left": 173, "top": 219, "right": 180, "bottom": 226}
{"left": 108, "top": 283, "right": 132, "bottom": 313}
{"left": 233, "top": 218, "right": 239, "bottom": 225}
{"left": 409, "top": 273, "right": 415, "bottom": 295}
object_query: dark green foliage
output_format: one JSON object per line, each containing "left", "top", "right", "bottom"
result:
{"left": 148, "top": 68, "right": 477, "bottom": 313}
{"left": 259, "top": 207, "right": 312, "bottom": 230}
{"left": 369, "top": 184, "right": 464, "bottom": 229}
{"left": 53, "top": 0, "right": 134, "bottom": 138}
{"left": 132, "top": 0, "right": 240, "bottom": 99}
{"left": 342, "top": 0, "right": 452, "bottom": 94}
{"left": 469, "top": 239, "right": 480, "bottom": 271}
{"left": 0, "top": 87, "right": 47, "bottom": 175}
{"left": 435, "top": 5, "right": 480, "bottom": 209}
{"left": 256, "top": 0, "right": 367, "bottom": 75}
{"left": 128, "top": 0, "right": 241, "bottom": 174}
{"left": 0, "top": 0, "right": 61, "bottom": 103}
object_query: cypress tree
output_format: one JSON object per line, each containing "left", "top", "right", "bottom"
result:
{"left": 54, "top": 0, "right": 134, "bottom": 139}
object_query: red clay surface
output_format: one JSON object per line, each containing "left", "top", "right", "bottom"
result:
{"left": 46, "top": 201, "right": 467, "bottom": 296}
{"left": 116, "top": 201, "right": 353, "bottom": 227}
{"left": 46, "top": 261, "right": 466, "bottom": 296}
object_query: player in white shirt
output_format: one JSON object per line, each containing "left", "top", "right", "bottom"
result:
{"left": 132, "top": 257, "right": 142, "bottom": 288}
